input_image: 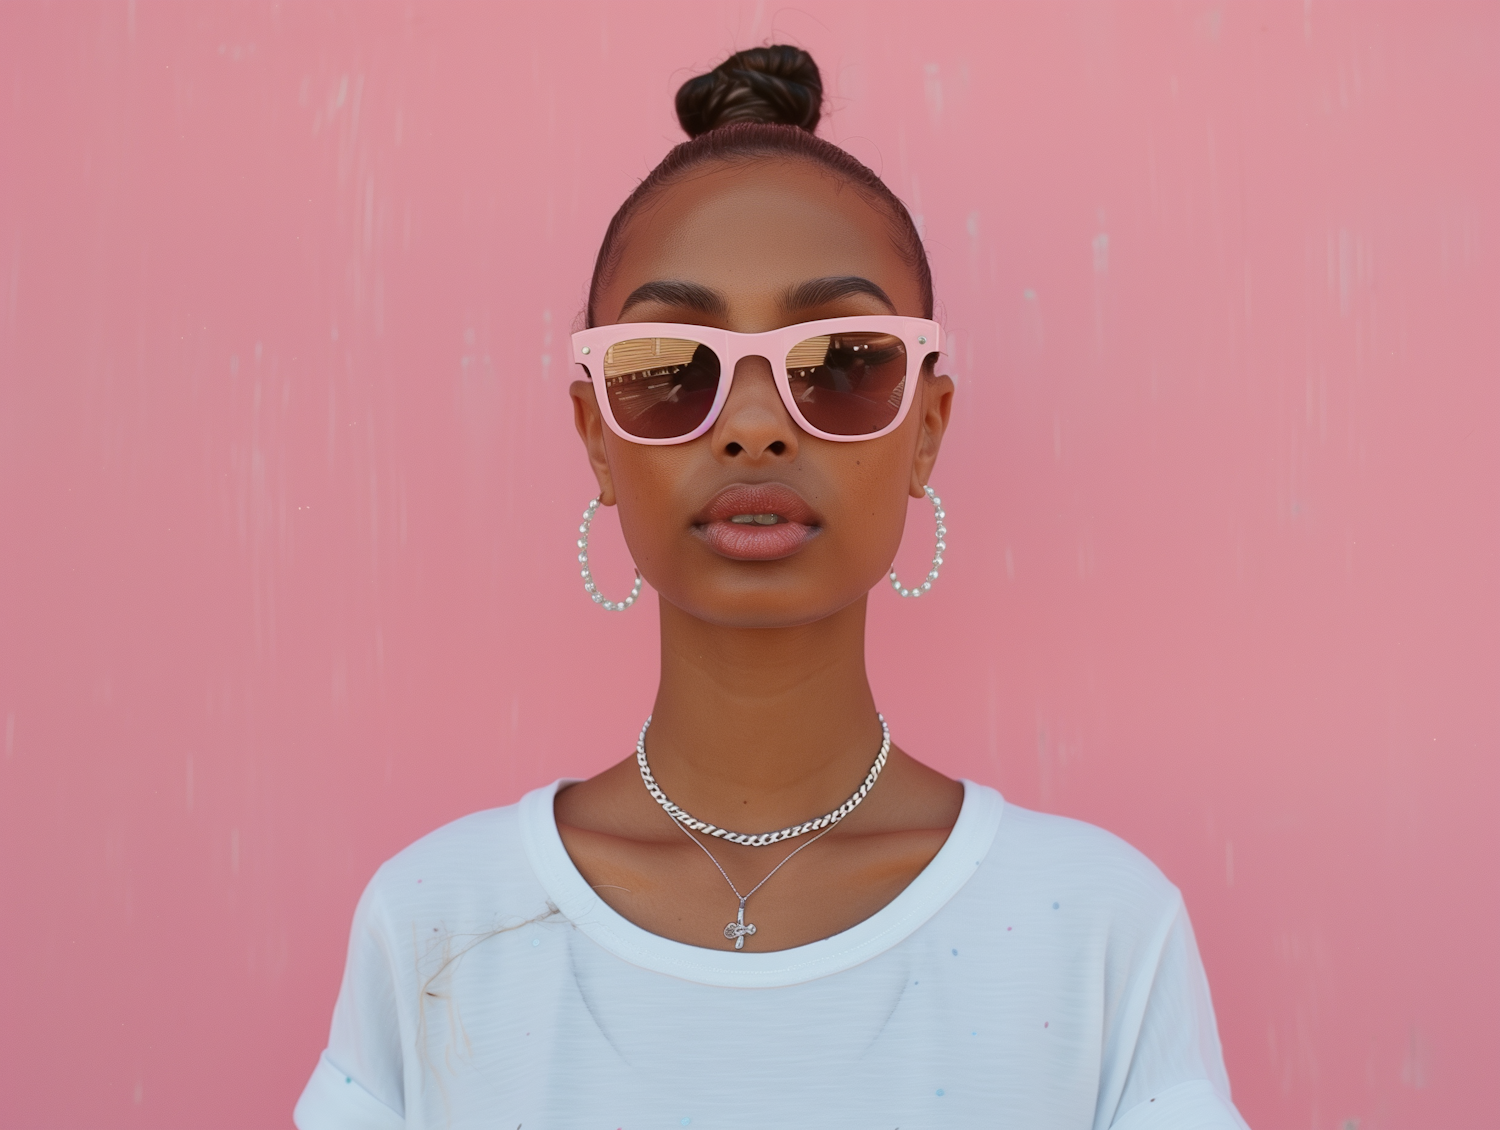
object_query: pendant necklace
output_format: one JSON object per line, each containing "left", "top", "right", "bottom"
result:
{"left": 669, "top": 817, "right": 836, "bottom": 948}
{"left": 636, "top": 713, "right": 891, "bottom": 949}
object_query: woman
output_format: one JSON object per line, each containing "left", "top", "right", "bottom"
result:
{"left": 295, "top": 46, "right": 1248, "bottom": 1130}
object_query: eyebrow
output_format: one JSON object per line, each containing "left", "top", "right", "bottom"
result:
{"left": 618, "top": 280, "right": 728, "bottom": 318}
{"left": 615, "top": 274, "right": 898, "bottom": 320}
{"left": 783, "top": 276, "right": 897, "bottom": 313}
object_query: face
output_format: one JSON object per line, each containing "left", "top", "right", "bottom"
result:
{"left": 571, "top": 158, "right": 953, "bottom": 628}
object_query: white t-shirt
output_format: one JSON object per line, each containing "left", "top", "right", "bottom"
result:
{"left": 295, "top": 780, "right": 1249, "bottom": 1130}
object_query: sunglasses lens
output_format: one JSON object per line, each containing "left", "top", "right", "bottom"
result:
{"left": 785, "top": 332, "right": 910, "bottom": 436}
{"left": 600, "top": 337, "right": 722, "bottom": 440}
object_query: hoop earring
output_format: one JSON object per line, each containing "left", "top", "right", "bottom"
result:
{"left": 889, "top": 485, "right": 947, "bottom": 598}
{"left": 577, "top": 496, "right": 643, "bottom": 611}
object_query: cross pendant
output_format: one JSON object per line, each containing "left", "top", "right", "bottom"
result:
{"left": 723, "top": 898, "right": 757, "bottom": 950}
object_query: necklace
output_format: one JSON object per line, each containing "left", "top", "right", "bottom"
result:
{"left": 668, "top": 815, "right": 837, "bottom": 949}
{"left": 635, "top": 713, "right": 891, "bottom": 847}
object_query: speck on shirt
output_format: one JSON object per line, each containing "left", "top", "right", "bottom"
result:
{"left": 295, "top": 780, "right": 1250, "bottom": 1130}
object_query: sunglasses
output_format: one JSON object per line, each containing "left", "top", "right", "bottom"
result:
{"left": 572, "top": 316, "right": 941, "bottom": 445}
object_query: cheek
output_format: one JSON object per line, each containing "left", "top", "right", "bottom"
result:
{"left": 828, "top": 454, "right": 912, "bottom": 561}
{"left": 606, "top": 441, "right": 695, "bottom": 568}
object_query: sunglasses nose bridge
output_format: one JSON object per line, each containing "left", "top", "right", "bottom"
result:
{"left": 722, "top": 343, "right": 778, "bottom": 372}
{"left": 724, "top": 348, "right": 788, "bottom": 402}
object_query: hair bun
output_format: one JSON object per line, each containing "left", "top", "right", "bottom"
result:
{"left": 675, "top": 45, "right": 823, "bottom": 138}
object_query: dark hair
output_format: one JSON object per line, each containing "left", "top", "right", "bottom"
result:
{"left": 586, "top": 46, "right": 933, "bottom": 326}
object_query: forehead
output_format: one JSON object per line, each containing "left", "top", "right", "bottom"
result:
{"left": 597, "top": 158, "right": 924, "bottom": 323}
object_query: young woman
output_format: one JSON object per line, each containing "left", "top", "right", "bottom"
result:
{"left": 295, "top": 46, "right": 1249, "bottom": 1130}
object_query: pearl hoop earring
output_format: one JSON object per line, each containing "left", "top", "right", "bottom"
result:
{"left": 889, "top": 485, "right": 947, "bottom": 598}
{"left": 577, "top": 496, "right": 643, "bottom": 611}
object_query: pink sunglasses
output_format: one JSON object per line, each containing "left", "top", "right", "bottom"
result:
{"left": 572, "top": 315, "right": 941, "bottom": 444}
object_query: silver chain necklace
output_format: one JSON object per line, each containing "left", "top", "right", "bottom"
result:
{"left": 636, "top": 713, "right": 891, "bottom": 950}
{"left": 634, "top": 713, "right": 891, "bottom": 847}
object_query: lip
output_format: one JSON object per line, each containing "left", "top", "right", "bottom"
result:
{"left": 696, "top": 482, "right": 821, "bottom": 561}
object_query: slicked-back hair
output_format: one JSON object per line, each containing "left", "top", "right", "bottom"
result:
{"left": 586, "top": 123, "right": 934, "bottom": 327}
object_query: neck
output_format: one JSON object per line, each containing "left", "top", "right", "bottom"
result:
{"left": 643, "top": 595, "right": 884, "bottom": 831}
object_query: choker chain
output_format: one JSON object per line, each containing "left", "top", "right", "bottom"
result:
{"left": 634, "top": 714, "right": 891, "bottom": 848}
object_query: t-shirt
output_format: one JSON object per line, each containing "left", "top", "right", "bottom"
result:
{"left": 295, "top": 780, "right": 1250, "bottom": 1130}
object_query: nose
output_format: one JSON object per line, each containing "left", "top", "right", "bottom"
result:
{"left": 711, "top": 354, "right": 800, "bottom": 461}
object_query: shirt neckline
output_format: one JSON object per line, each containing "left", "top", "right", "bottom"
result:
{"left": 519, "top": 776, "right": 1004, "bottom": 988}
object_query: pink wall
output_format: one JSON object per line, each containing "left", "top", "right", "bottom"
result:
{"left": 1, "top": 2, "right": 1496, "bottom": 1126}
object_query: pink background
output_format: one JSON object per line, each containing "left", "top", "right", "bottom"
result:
{"left": 1, "top": 2, "right": 1497, "bottom": 1127}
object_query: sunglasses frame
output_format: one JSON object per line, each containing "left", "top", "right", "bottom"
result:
{"left": 572, "top": 315, "right": 942, "bottom": 445}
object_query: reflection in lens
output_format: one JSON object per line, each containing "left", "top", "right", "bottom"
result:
{"left": 600, "top": 337, "right": 721, "bottom": 439}
{"left": 785, "top": 332, "right": 909, "bottom": 436}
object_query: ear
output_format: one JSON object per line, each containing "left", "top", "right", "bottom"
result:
{"left": 570, "top": 378, "right": 618, "bottom": 506}
{"left": 909, "top": 371, "right": 955, "bottom": 498}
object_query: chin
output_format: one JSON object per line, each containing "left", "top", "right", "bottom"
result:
{"left": 666, "top": 582, "right": 871, "bottom": 630}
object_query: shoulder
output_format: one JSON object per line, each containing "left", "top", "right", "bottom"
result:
{"left": 380, "top": 801, "right": 522, "bottom": 874}
{"left": 998, "top": 800, "right": 1175, "bottom": 893}
{"left": 357, "top": 790, "right": 554, "bottom": 934}
{"left": 969, "top": 786, "right": 1183, "bottom": 930}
